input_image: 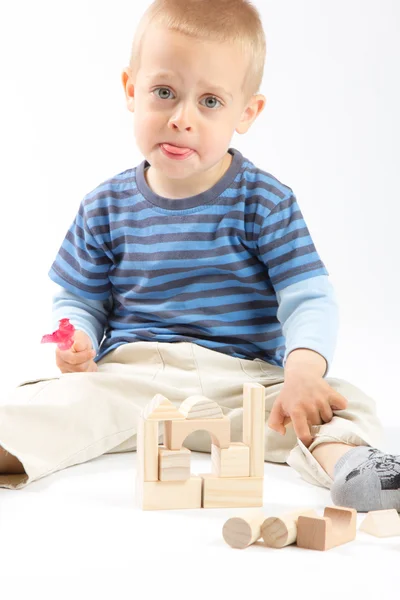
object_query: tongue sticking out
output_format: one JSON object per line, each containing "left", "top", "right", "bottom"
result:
{"left": 162, "top": 143, "right": 192, "bottom": 155}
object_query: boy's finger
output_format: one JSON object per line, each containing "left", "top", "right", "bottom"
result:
{"left": 66, "top": 349, "right": 96, "bottom": 365}
{"left": 330, "top": 392, "right": 348, "bottom": 411}
{"left": 69, "top": 359, "right": 94, "bottom": 373}
{"left": 268, "top": 403, "right": 286, "bottom": 435}
{"left": 72, "top": 339, "right": 89, "bottom": 353}
{"left": 58, "top": 359, "right": 97, "bottom": 374}
{"left": 319, "top": 403, "right": 333, "bottom": 423}
{"left": 292, "top": 413, "right": 313, "bottom": 447}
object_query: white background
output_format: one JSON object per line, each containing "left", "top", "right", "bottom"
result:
{"left": 0, "top": 0, "right": 399, "bottom": 431}
{"left": 0, "top": 1, "right": 399, "bottom": 595}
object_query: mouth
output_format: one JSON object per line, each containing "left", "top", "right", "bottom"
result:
{"left": 160, "top": 143, "right": 195, "bottom": 160}
{"left": 161, "top": 142, "right": 194, "bottom": 153}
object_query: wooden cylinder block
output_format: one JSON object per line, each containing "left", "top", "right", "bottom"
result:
{"left": 261, "top": 508, "right": 318, "bottom": 548}
{"left": 222, "top": 510, "right": 266, "bottom": 549}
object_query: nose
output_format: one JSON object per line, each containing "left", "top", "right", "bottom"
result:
{"left": 168, "top": 102, "right": 194, "bottom": 131}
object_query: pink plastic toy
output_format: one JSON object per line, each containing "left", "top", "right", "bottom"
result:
{"left": 41, "top": 318, "right": 75, "bottom": 350}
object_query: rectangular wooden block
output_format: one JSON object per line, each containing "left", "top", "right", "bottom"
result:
{"left": 164, "top": 416, "right": 230, "bottom": 451}
{"left": 136, "top": 416, "right": 159, "bottom": 482}
{"left": 243, "top": 383, "right": 265, "bottom": 477}
{"left": 200, "top": 473, "right": 263, "bottom": 508}
{"left": 158, "top": 445, "right": 191, "bottom": 481}
{"left": 211, "top": 442, "right": 250, "bottom": 477}
{"left": 135, "top": 417, "right": 160, "bottom": 509}
{"left": 138, "top": 476, "right": 203, "bottom": 510}
{"left": 297, "top": 515, "right": 330, "bottom": 551}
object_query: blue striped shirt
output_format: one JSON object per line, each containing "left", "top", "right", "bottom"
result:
{"left": 49, "top": 147, "right": 337, "bottom": 373}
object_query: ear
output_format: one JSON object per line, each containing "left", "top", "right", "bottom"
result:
{"left": 235, "top": 94, "right": 267, "bottom": 134}
{"left": 121, "top": 67, "right": 135, "bottom": 113}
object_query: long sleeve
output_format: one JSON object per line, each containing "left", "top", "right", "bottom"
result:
{"left": 51, "top": 285, "right": 112, "bottom": 353}
{"left": 276, "top": 275, "right": 339, "bottom": 377}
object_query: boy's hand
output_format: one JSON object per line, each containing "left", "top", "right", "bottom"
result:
{"left": 55, "top": 330, "right": 97, "bottom": 374}
{"left": 267, "top": 371, "right": 348, "bottom": 447}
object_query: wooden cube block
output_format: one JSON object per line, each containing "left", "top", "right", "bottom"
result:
{"left": 200, "top": 473, "right": 263, "bottom": 508}
{"left": 211, "top": 442, "right": 250, "bottom": 477}
{"left": 158, "top": 445, "right": 191, "bottom": 481}
{"left": 297, "top": 515, "right": 330, "bottom": 551}
{"left": 138, "top": 476, "right": 203, "bottom": 510}
{"left": 164, "top": 416, "right": 230, "bottom": 451}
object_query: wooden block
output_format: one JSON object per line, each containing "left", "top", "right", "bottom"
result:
{"left": 158, "top": 445, "right": 191, "bottom": 481}
{"left": 164, "top": 416, "right": 230, "bottom": 451}
{"left": 179, "top": 395, "right": 223, "bottom": 419}
{"left": 211, "top": 442, "right": 250, "bottom": 477}
{"left": 297, "top": 515, "right": 329, "bottom": 551}
{"left": 222, "top": 510, "right": 266, "bottom": 549}
{"left": 324, "top": 506, "right": 357, "bottom": 546}
{"left": 142, "top": 393, "right": 186, "bottom": 421}
{"left": 297, "top": 506, "right": 357, "bottom": 551}
{"left": 242, "top": 382, "right": 265, "bottom": 477}
{"left": 135, "top": 416, "right": 159, "bottom": 509}
{"left": 200, "top": 473, "right": 263, "bottom": 508}
{"left": 138, "top": 476, "right": 202, "bottom": 510}
{"left": 359, "top": 509, "right": 400, "bottom": 537}
{"left": 260, "top": 508, "right": 318, "bottom": 548}
{"left": 136, "top": 416, "right": 159, "bottom": 482}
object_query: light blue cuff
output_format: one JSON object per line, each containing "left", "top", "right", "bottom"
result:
{"left": 276, "top": 275, "right": 339, "bottom": 377}
{"left": 51, "top": 286, "right": 111, "bottom": 353}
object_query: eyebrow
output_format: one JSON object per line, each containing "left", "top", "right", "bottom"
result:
{"left": 146, "top": 71, "right": 233, "bottom": 99}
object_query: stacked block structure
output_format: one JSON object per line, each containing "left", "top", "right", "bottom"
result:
{"left": 136, "top": 382, "right": 265, "bottom": 510}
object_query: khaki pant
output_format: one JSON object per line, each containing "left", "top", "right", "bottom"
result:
{"left": 0, "top": 341, "right": 384, "bottom": 490}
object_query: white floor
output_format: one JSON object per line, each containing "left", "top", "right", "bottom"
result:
{"left": 0, "top": 428, "right": 399, "bottom": 599}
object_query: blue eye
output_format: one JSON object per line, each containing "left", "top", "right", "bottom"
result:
{"left": 153, "top": 87, "right": 173, "bottom": 100}
{"left": 200, "top": 96, "right": 222, "bottom": 109}
{"left": 152, "top": 87, "right": 222, "bottom": 109}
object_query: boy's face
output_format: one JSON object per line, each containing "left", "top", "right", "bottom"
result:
{"left": 122, "top": 24, "right": 265, "bottom": 195}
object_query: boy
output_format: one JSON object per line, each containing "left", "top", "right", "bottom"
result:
{"left": 0, "top": 0, "right": 398, "bottom": 512}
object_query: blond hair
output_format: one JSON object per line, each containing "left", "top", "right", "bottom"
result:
{"left": 129, "top": 0, "right": 266, "bottom": 102}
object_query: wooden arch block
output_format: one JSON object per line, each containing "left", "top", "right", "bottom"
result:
{"left": 179, "top": 395, "right": 223, "bottom": 419}
{"left": 164, "top": 416, "right": 230, "bottom": 451}
{"left": 297, "top": 506, "right": 357, "bottom": 551}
